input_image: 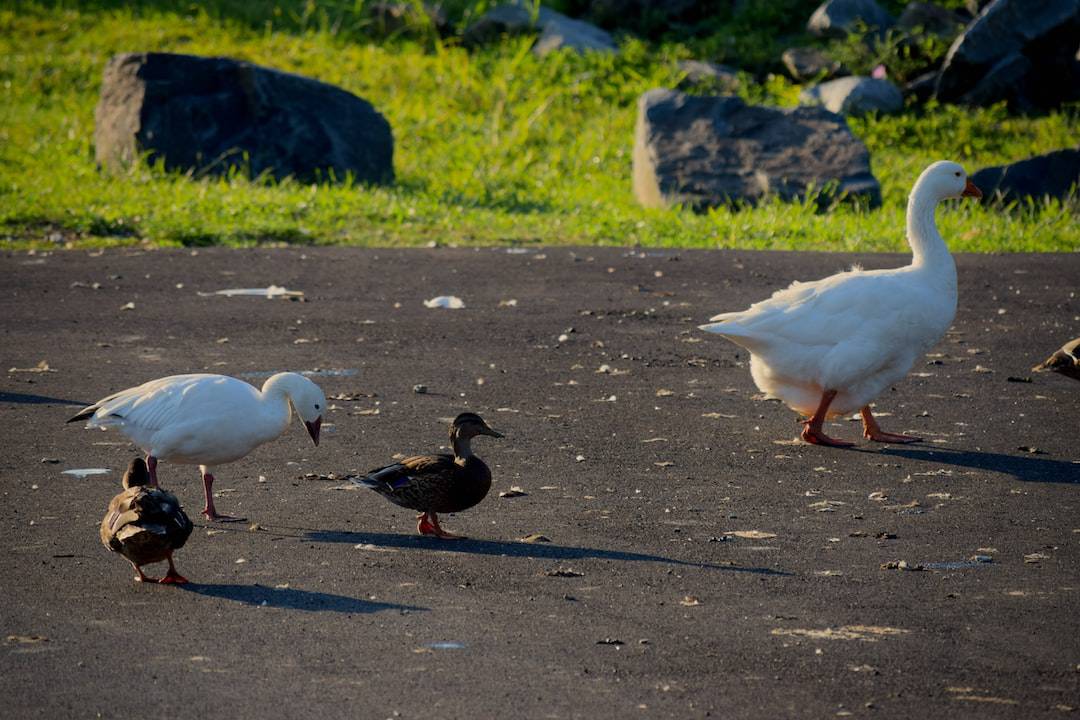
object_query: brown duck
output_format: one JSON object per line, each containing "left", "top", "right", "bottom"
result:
{"left": 1033, "top": 337, "right": 1080, "bottom": 382}
{"left": 352, "top": 413, "right": 503, "bottom": 539}
{"left": 100, "top": 458, "right": 194, "bottom": 583}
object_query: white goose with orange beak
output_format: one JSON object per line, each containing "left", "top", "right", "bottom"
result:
{"left": 70, "top": 372, "right": 325, "bottom": 520}
{"left": 700, "top": 161, "right": 982, "bottom": 446}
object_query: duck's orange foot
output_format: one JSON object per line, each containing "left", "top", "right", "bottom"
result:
{"left": 417, "top": 513, "right": 467, "bottom": 540}
{"left": 865, "top": 429, "right": 922, "bottom": 444}
{"left": 159, "top": 572, "right": 189, "bottom": 585}
{"left": 801, "top": 423, "right": 855, "bottom": 447}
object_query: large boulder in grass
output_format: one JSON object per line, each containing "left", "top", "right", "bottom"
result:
{"left": 935, "top": 0, "right": 1080, "bottom": 108}
{"left": 807, "top": 0, "right": 894, "bottom": 38}
{"left": 463, "top": 3, "right": 616, "bottom": 55}
{"left": 970, "top": 149, "right": 1080, "bottom": 204}
{"left": 94, "top": 53, "right": 394, "bottom": 184}
{"left": 534, "top": 14, "right": 618, "bottom": 55}
{"left": 632, "top": 89, "right": 881, "bottom": 210}
{"left": 799, "top": 76, "right": 904, "bottom": 115}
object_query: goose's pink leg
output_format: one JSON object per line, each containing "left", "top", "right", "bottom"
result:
{"left": 158, "top": 552, "right": 188, "bottom": 584}
{"left": 146, "top": 455, "right": 159, "bottom": 486}
{"left": 801, "top": 390, "right": 854, "bottom": 447}
{"left": 201, "top": 466, "right": 245, "bottom": 522}
{"left": 417, "top": 512, "right": 465, "bottom": 540}
{"left": 861, "top": 406, "right": 921, "bottom": 443}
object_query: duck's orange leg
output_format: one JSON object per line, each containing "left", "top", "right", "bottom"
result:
{"left": 861, "top": 406, "right": 921, "bottom": 444}
{"left": 158, "top": 552, "right": 189, "bottom": 585}
{"left": 130, "top": 561, "right": 158, "bottom": 583}
{"left": 801, "top": 390, "right": 854, "bottom": 447}
{"left": 417, "top": 512, "right": 466, "bottom": 540}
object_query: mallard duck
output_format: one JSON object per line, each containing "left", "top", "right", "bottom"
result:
{"left": 100, "top": 458, "right": 194, "bottom": 584}
{"left": 1033, "top": 337, "right": 1080, "bottom": 381}
{"left": 352, "top": 413, "right": 504, "bottom": 539}
{"left": 700, "top": 161, "right": 982, "bottom": 446}
{"left": 70, "top": 372, "right": 326, "bottom": 520}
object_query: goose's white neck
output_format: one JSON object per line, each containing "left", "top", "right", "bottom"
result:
{"left": 260, "top": 373, "right": 300, "bottom": 419}
{"left": 906, "top": 181, "right": 953, "bottom": 271}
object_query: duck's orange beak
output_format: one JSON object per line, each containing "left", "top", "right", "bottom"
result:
{"left": 961, "top": 179, "right": 982, "bottom": 199}
{"left": 305, "top": 417, "right": 322, "bottom": 446}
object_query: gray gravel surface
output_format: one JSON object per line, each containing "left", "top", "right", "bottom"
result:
{"left": 2, "top": 247, "right": 1078, "bottom": 719}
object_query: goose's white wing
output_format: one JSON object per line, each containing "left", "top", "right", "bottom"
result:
{"left": 701, "top": 268, "right": 918, "bottom": 352}
{"left": 76, "top": 375, "right": 229, "bottom": 431}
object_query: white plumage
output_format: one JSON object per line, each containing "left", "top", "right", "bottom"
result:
{"left": 700, "top": 160, "right": 982, "bottom": 446}
{"left": 71, "top": 372, "right": 326, "bottom": 519}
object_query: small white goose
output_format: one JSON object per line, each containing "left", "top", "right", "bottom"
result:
{"left": 70, "top": 373, "right": 326, "bottom": 520}
{"left": 700, "top": 161, "right": 982, "bottom": 446}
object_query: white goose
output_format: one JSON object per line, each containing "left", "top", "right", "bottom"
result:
{"left": 70, "top": 373, "right": 326, "bottom": 520}
{"left": 700, "top": 161, "right": 982, "bottom": 446}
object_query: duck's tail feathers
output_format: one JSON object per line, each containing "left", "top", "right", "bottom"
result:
{"left": 349, "top": 474, "right": 382, "bottom": 490}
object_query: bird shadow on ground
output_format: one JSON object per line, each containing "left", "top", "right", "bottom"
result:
{"left": 180, "top": 582, "right": 427, "bottom": 613}
{"left": 880, "top": 447, "right": 1080, "bottom": 484}
{"left": 303, "top": 529, "right": 790, "bottom": 576}
{"left": 0, "top": 391, "right": 88, "bottom": 406}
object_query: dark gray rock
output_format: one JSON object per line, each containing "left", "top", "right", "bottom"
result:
{"left": 959, "top": 52, "right": 1031, "bottom": 107}
{"left": 677, "top": 60, "right": 740, "bottom": 92}
{"left": 462, "top": 4, "right": 549, "bottom": 45}
{"left": 534, "top": 13, "right": 618, "bottom": 55}
{"left": 936, "top": 0, "right": 1080, "bottom": 108}
{"left": 632, "top": 88, "right": 880, "bottom": 209}
{"left": 781, "top": 47, "right": 842, "bottom": 81}
{"left": 903, "top": 70, "right": 939, "bottom": 102}
{"left": 463, "top": 3, "right": 616, "bottom": 55}
{"left": 971, "top": 149, "right": 1080, "bottom": 204}
{"left": 94, "top": 53, "right": 394, "bottom": 185}
{"left": 799, "top": 76, "right": 904, "bottom": 115}
{"left": 896, "top": 2, "right": 965, "bottom": 38}
{"left": 807, "top": 0, "right": 894, "bottom": 38}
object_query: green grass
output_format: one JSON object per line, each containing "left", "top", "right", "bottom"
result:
{"left": 1, "top": 1, "right": 1077, "bottom": 252}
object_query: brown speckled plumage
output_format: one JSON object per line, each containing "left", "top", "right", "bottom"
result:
{"left": 354, "top": 413, "right": 503, "bottom": 537}
{"left": 360, "top": 453, "right": 493, "bottom": 514}
{"left": 100, "top": 458, "right": 193, "bottom": 580}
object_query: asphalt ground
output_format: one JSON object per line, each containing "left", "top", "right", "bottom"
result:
{"left": 1, "top": 246, "right": 1078, "bottom": 719}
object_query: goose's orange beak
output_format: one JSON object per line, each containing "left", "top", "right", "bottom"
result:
{"left": 305, "top": 417, "right": 322, "bottom": 446}
{"left": 961, "top": 179, "right": 982, "bottom": 199}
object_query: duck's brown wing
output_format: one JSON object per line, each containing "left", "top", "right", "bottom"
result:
{"left": 355, "top": 454, "right": 458, "bottom": 511}
{"left": 100, "top": 489, "right": 140, "bottom": 553}
{"left": 100, "top": 487, "right": 193, "bottom": 562}
{"left": 134, "top": 487, "right": 194, "bottom": 550}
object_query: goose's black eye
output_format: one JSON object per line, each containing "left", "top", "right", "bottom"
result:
{"left": 954, "top": 171, "right": 961, "bottom": 176}
{"left": 315, "top": 404, "right": 320, "bottom": 410}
